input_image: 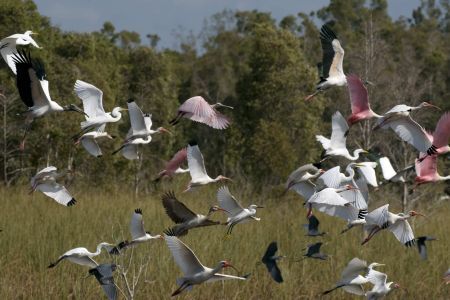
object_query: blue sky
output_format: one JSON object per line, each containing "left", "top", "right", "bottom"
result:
{"left": 34, "top": 0, "right": 420, "bottom": 49}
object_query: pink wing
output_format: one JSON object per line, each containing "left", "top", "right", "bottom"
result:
{"left": 347, "top": 74, "right": 370, "bottom": 114}
{"left": 416, "top": 153, "right": 437, "bottom": 177}
{"left": 432, "top": 112, "right": 450, "bottom": 148}
{"left": 207, "top": 110, "right": 231, "bottom": 129}
{"left": 178, "top": 96, "right": 215, "bottom": 120}
{"left": 164, "top": 148, "right": 188, "bottom": 176}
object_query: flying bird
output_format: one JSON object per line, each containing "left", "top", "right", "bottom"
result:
{"left": 304, "top": 214, "right": 326, "bottom": 236}
{"left": 414, "top": 154, "right": 450, "bottom": 186}
{"left": 154, "top": 148, "right": 189, "bottom": 182}
{"left": 75, "top": 129, "right": 114, "bottom": 157}
{"left": 170, "top": 96, "right": 232, "bottom": 129}
{"left": 415, "top": 236, "right": 437, "bottom": 260}
{"left": 284, "top": 163, "right": 323, "bottom": 199}
{"left": 162, "top": 191, "right": 226, "bottom": 236}
{"left": 48, "top": 242, "right": 114, "bottom": 268}
{"left": 184, "top": 142, "right": 231, "bottom": 192}
{"left": 316, "top": 111, "right": 368, "bottom": 161}
{"left": 378, "top": 156, "right": 413, "bottom": 183}
{"left": 88, "top": 263, "right": 117, "bottom": 300}
{"left": 374, "top": 102, "right": 440, "bottom": 130}
{"left": 0, "top": 30, "right": 41, "bottom": 74}
{"left": 110, "top": 209, "right": 163, "bottom": 255}
{"left": 217, "top": 186, "right": 263, "bottom": 235}
{"left": 261, "top": 242, "right": 285, "bottom": 283}
{"left": 303, "top": 242, "right": 328, "bottom": 260}
{"left": 305, "top": 24, "right": 346, "bottom": 101}
{"left": 346, "top": 74, "right": 381, "bottom": 126}
{"left": 30, "top": 166, "right": 76, "bottom": 207}
{"left": 365, "top": 268, "right": 402, "bottom": 300}
{"left": 164, "top": 235, "right": 246, "bottom": 296}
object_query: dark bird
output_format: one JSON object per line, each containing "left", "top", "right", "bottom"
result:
{"left": 304, "top": 214, "right": 326, "bottom": 236}
{"left": 416, "top": 236, "right": 437, "bottom": 260}
{"left": 303, "top": 242, "right": 328, "bottom": 260}
{"left": 261, "top": 242, "right": 285, "bottom": 283}
{"left": 88, "top": 263, "right": 117, "bottom": 300}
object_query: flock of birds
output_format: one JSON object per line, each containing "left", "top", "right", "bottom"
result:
{"left": 0, "top": 24, "right": 449, "bottom": 299}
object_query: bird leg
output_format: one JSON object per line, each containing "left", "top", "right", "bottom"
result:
{"left": 169, "top": 112, "right": 184, "bottom": 126}
{"left": 361, "top": 227, "right": 381, "bottom": 245}
{"left": 304, "top": 90, "right": 320, "bottom": 101}
{"left": 19, "top": 121, "right": 32, "bottom": 151}
{"left": 171, "top": 282, "right": 190, "bottom": 296}
{"left": 111, "top": 144, "right": 127, "bottom": 155}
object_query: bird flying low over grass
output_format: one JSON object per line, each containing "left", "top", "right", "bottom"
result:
{"left": 261, "top": 242, "right": 285, "bottom": 283}
{"left": 48, "top": 242, "right": 115, "bottom": 268}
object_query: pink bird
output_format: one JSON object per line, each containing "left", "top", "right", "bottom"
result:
{"left": 154, "top": 148, "right": 190, "bottom": 182}
{"left": 346, "top": 75, "right": 381, "bottom": 126}
{"left": 414, "top": 153, "right": 450, "bottom": 186}
{"left": 169, "top": 96, "right": 233, "bottom": 129}
{"left": 418, "top": 112, "right": 450, "bottom": 161}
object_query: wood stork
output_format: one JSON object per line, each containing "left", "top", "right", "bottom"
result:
{"left": 75, "top": 129, "right": 115, "bottom": 157}
{"left": 73, "top": 79, "right": 127, "bottom": 139}
{"left": 30, "top": 166, "right": 76, "bottom": 207}
{"left": 378, "top": 156, "right": 414, "bottom": 183}
{"left": 164, "top": 235, "right": 247, "bottom": 296}
{"left": 323, "top": 258, "right": 384, "bottom": 296}
{"left": 217, "top": 186, "right": 263, "bottom": 235}
{"left": 415, "top": 236, "right": 437, "bottom": 260}
{"left": 261, "top": 242, "right": 285, "bottom": 283}
{"left": 316, "top": 111, "right": 368, "bottom": 161}
{"left": 304, "top": 214, "right": 326, "bottom": 236}
{"left": 362, "top": 204, "right": 425, "bottom": 247}
{"left": 414, "top": 153, "right": 450, "bottom": 186}
{"left": 184, "top": 142, "right": 231, "bottom": 192}
{"left": 162, "top": 191, "right": 227, "bottom": 236}
{"left": 0, "top": 31, "right": 40, "bottom": 74}
{"left": 48, "top": 242, "right": 115, "bottom": 268}
{"left": 305, "top": 24, "right": 346, "bottom": 101}
{"left": 169, "top": 96, "right": 232, "bottom": 129}
{"left": 12, "top": 51, "right": 86, "bottom": 149}
{"left": 303, "top": 242, "right": 328, "bottom": 260}
{"left": 365, "top": 268, "right": 402, "bottom": 300}
{"left": 110, "top": 209, "right": 163, "bottom": 255}
{"left": 346, "top": 74, "right": 381, "bottom": 126}
{"left": 154, "top": 148, "right": 189, "bottom": 182}
{"left": 284, "top": 163, "right": 323, "bottom": 199}
{"left": 88, "top": 263, "right": 117, "bottom": 300}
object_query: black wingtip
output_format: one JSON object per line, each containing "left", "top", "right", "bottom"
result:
{"left": 67, "top": 198, "right": 76, "bottom": 206}
{"left": 48, "top": 263, "right": 56, "bottom": 268}
{"left": 97, "top": 155, "right": 103, "bottom": 158}
{"left": 188, "top": 140, "right": 197, "bottom": 146}
{"left": 164, "top": 227, "right": 177, "bottom": 237}
{"left": 134, "top": 208, "right": 142, "bottom": 214}
{"left": 127, "top": 98, "right": 134, "bottom": 103}
{"left": 312, "top": 162, "right": 322, "bottom": 169}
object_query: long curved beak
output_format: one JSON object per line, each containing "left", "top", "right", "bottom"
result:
{"left": 160, "top": 127, "right": 173, "bottom": 135}
{"left": 428, "top": 104, "right": 441, "bottom": 110}
{"left": 416, "top": 212, "right": 427, "bottom": 218}
{"left": 256, "top": 205, "right": 264, "bottom": 208}
{"left": 224, "top": 177, "right": 233, "bottom": 182}
{"left": 225, "top": 263, "right": 240, "bottom": 274}
{"left": 221, "top": 104, "right": 234, "bottom": 109}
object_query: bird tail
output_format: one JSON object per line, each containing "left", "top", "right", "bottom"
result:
{"left": 48, "top": 256, "right": 66, "bottom": 268}
{"left": 109, "top": 241, "right": 129, "bottom": 255}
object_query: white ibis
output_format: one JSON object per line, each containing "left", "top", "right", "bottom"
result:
{"left": 169, "top": 96, "right": 232, "bottom": 129}
{"left": 316, "top": 111, "right": 368, "bottom": 161}
{"left": 378, "top": 156, "right": 413, "bottom": 183}
{"left": 164, "top": 235, "right": 246, "bottom": 296}
{"left": 374, "top": 102, "right": 440, "bottom": 130}
{"left": 184, "top": 142, "right": 231, "bottom": 192}
{"left": 217, "top": 186, "right": 263, "bottom": 235}
{"left": 323, "top": 258, "right": 384, "bottom": 296}
{"left": 154, "top": 148, "right": 189, "bottom": 181}
{"left": 284, "top": 163, "right": 323, "bottom": 199}
{"left": 261, "top": 242, "right": 285, "bottom": 283}
{"left": 414, "top": 153, "right": 450, "bottom": 186}
{"left": 304, "top": 214, "right": 326, "bottom": 236}
{"left": 13, "top": 51, "right": 86, "bottom": 149}
{"left": 75, "top": 128, "right": 114, "bottom": 157}
{"left": 30, "top": 166, "right": 76, "bottom": 207}
{"left": 365, "top": 268, "right": 402, "bottom": 300}
{"left": 162, "top": 191, "right": 227, "bottom": 236}
{"left": 110, "top": 209, "right": 163, "bottom": 255}
{"left": 362, "top": 204, "right": 425, "bottom": 247}
{"left": 305, "top": 24, "right": 346, "bottom": 101}
{"left": 303, "top": 242, "right": 328, "bottom": 260}
{"left": 48, "top": 242, "right": 114, "bottom": 268}
{"left": 88, "top": 263, "right": 117, "bottom": 300}
{"left": 415, "top": 236, "right": 437, "bottom": 260}
{"left": 0, "top": 31, "right": 40, "bottom": 74}
{"left": 346, "top": 74, "right": 381, "bottom": 126}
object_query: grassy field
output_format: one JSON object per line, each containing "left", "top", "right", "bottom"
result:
{"left": 0, "top": 180, "right": 448, "bottom": 299}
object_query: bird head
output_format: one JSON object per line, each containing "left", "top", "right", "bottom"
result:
{"left": 408, "top": 210, "right": 426, "bottom": 218}
{"left": 420, "top": 101, "right": 441, "bottom": 110}
{"left": 369, "top": 262, "right": 385, "bottom": 268}
{"left": 157, "top": 127, "right": 172, "bottom": 135}
{"left": 209, "top": 205, "right": 229, "bottom": 214}
{"left": 64, "top": 104, "right": 88, "bottom": 116}
{"left": 216, "top": 175, "right": 232, "bottom": 182}
{"left": 220, "top": 260, "right": 239, "bottom": 273}
{"left": 344, "top": 184, "right": 358, "bottom": 190}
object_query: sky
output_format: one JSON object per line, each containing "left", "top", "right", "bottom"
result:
{"left": 33, "top": 0, "right": 421, "bottom": 49}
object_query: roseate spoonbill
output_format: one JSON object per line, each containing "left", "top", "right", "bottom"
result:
{"left": 184, "top": 142, "right": 231, "bottom": 192}
{"left": 110, "top": 209, "right": 163, "bottom": 255}
{"left": 323, "top": 258, "right": 384, "bottom": 296}
{"left": 378, "top": 156, "right": 414, "bottom": 183}
{"left": 88, "top": 263, "right": 117, "bottom": 300}
{"left": 48, "top": 242, "right": 114, "bottom": 268}
{"left": 261, "top": 242, "right": 285, "bottom": 283}
{"left": 305, "top": 24, "right": 346, "bottom": 101}
{"left": 346, "top": 74, "right": 381, "bottom": 126}
{"left": 362, "top": 204, "right": 425, "bottom": 246}
{"left": 164, "top": 235, "right": 246, "bottom": 296}
{"left": 284, "top": 163, "right": 323, "bottom": 199}
{"left": 365, "top": 268, "right": 403, "bottom": 300}
{"left": 316, "top": 111, "right": 368, "bottom": 161}
{"left": 217, "top": 186, "right": 263, "bottom": 235}
{"left": 303, "top": 242, "right": 328, "bottom": 260}
{"left": 154, "top": 148, "right": 189, "bottom": 182}
{"left": 414, "top": 154, "right": 450, "bottom": 186}
{"left": 0, "top": 31, "right": 40, "bottom": 74}
{"left": 415, "top": 236, "right": 437, "bottom": 260}
{"left": 162, "top": 191, "right": 227, "bottom": 236}
{"left": 75, "top": 128, "right": 114, "bottom": 157}
{"left": 304, "top": 214, "right": 326, "bottom": 236}
{"left": 30, "top": 166, "right": 76, "bottom": 207}
{"left": 169, "top": 96, "right": 232, "bottom": 129}
{"left": 13, "top": 51, "right": 85, "bottom": 150}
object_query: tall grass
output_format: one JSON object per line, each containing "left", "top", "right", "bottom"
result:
{"left": 0, "top": 180, "right": 448, "bottom": 299}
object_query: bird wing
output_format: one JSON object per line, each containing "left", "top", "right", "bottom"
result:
{"left": 121, "top": 144, "right": 139, "bottom": 160}
{"left": 206, "top": 273, "right": 248, "bottom": 283}
{"left": 365, "top": 204, "right": 389, "bottom": 227}
{"left": 130, "top": 209, "right": 146, "bottom": 240}
{"left": 356, "top": 162, "right": 378, "bottom": 187}
{"left": 161, "top": 191, "right": 197, "bottom": 224}
{"left": 81, "top": 135, "right": 102, "bottom": 157}
{"left": 268, "top": 263, "right": 283, "bottom": 283}
{"left": 387, "top": 116, "right": 431, "bottom": 152}
{"left": 261, "top": 242, "right": 278, "bottom": 264}
{"left": 316, "top": 166, "right": 342, "bottom": 189}
{"left": 330, "top": 111, "right": 349, "bottom": 149}
{"left": 0, "top": 40, "right": 18, "bottom": 74}
{"left": 383, "top": 104, "right": 411, "bottom": 115}
{"left": 178, "top": 96, "right": 215, "bottom": 120}
{"left": 432, "top": 112, "right": 450, "bottom": 148}
{"left": 319, "top": 25, "right": 344, "bottom": 79}
{"left": 340, "top": 186, "right": 368, "bottom": 210}
{"left": 126, "top": 100, "right": 148, "bottom": 136}
{"left": 340, "top": 258, "right": 368, "bottom": 281}
{"left": 187, "top": 144, "right": 209, "bottom": 181}
{"left": 165, "top": 235, "right": 205, "bottom": 275}
{"left": 36, "top": 183, "right": 76, "bottom": 206}
{"left": 378, "top": 157, "right": 397, "bottom": 180}
{"left": 217, "top": 186, "right": 244, "bottom": 217}
{"left": 308, "top": 215, "right": 320, "bottom": 231}
{"left": 165, "top": 148, "right": 188, "bottom": 174}
{"left": 366, "top": 269, "right": 387, "bottom": 288}
{"left": 416, "top": 237, "right": 428, "bottom": 260}
{"left": 308, "top": 188, "right": 349, "bottom": 206}
{"left": 315, "top": 135, "right": 331, "bottom": 150}
{"left": 415, "top": 154, "right": 437, "bottom": 177}
{"left": 355, "top": 177, "right": 369, "bottom": 204}
{"left": 307, "top": 242, "right": 322, "bottom": 256}
{"left": 144, "top": 114, "right": 153, "bottom": 131}
{"left": 347, "top": 74, "right": 370, "bottom": 115}
{"left": 291, "top": 181, "right": 316, "bottom": 201}
{"left": 342, "top": 285, "right": 365, "bottom": 296}
{"left": 89, "top": 264, "right": 117, "bottom": 300}
{"left": 73, "top": 80, "right": 105, "bottom": 118}
{"left": 207, "top": 110, "right": 231, "bottom": 130}
{"left": 388, "top": 219, "right": 415, "bottom": 246}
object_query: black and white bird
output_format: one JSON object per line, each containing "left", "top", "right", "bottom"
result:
{"left": 48, "top": 242, "right": 115, "bottom": 268}
{"left": 303, "top": 242, "right": 328, "bottom": 260}
{"left": 88, "top": 263, "right": 117, "bottom": 300}
{"left": 0, "top": 31, "right": 40, "bottom": 74}
{"left": 415, "top": 236, "right": 437, "bottom": 260}
{"left": 162, "top": 191, "right": 226, "bottom": 236}
{"left": 261, "top": 242, "right": 285, "bottom": 283}
{"left": 305, "top": 24, "right": 346, "bottom": 101}
{"left": 304, "top": 214, "right": 326, "bottom": 236}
